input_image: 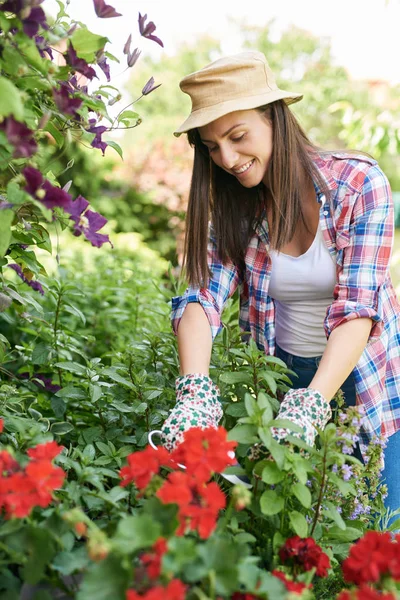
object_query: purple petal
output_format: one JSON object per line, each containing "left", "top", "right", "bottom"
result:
{"left": 127, "top": 48, "right": 141, "bottom": 68}
{"left": 3, "top": 117, "right": 37, "bottom": 158}
{"left": 69, "top": 194, "right": 89, "bottom": 220}
{"left": 97, "top": 52, "right": 111, "bottom": 82}
{"left": 35, "top": 35, "right": 53, "bottom": 59}
{"left": 66, "top": 44, "right": 97, "bottom": 81}
{"left": 86, "top": 209, "right": 108, "bottom": 232}
{"left": 22, "top": 6, "right": 48, "bottom": 38}
{"left": 7, "top": 263, "right": 44, "bottom": 295}
{"left": 93, "top": 0, "right": 121, "bottom": 18}
{"left": 141, "top": 76, "right": 161, "bottom": 96}
{"left": 53, "top": 83, "right": 82, "bottom": 116}
{"left": 23, "top": 166, "right": 43, "bottom": 195}
{"left": 123, "top": 34, "right": 131, "bottom": 55}
{"left": 138, "top": 12, "right": 163, "bottom": 48}
{"left": 42, "top": 181, "right": 73, "bottom": 211}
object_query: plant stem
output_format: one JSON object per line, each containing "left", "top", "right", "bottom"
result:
{"left": 310, "top": 441, "right": 328, "bottom": 536}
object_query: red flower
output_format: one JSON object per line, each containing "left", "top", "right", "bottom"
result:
{"left": 279, "top": 536, "right": 331, "bottom": 577}
{"left": 337, "top": 586, "right": 396, "bottom": 600}
{"left": 170, "top": 427, "right": 237, "bottom": 483}
{"left": 26, "top": 441, "right": 63, "bottom": 461}
{"left": 342, "top": 531, "right": 400, "bottom": 586}
{"left": 272, "top": 570, "right": 311, "bottom": 594}
{"left": 141, "top": 537, "right": 168, "bottom": 579}
{"left": 126, "top": 578, "right": 186, "bottom": 599}
{"left": 0, "top": 418, "right": 3, "bottom": 433}
{"left": 120, "top": 446, "right": 173, "bottom": 490}
{"left": 157, "top": 471, "right": 226, "bottom": 539}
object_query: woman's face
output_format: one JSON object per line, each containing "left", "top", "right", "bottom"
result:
{"left": 198, "top": 109, "right": 273, "bottom": 188}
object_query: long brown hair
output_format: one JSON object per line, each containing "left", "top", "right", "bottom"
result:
{"left": 184, "top": 100, "right": 330, "bottom": 287}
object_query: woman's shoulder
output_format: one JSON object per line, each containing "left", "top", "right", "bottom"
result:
{"left": 313, "top": 150, "right": 388, "bottom": 194}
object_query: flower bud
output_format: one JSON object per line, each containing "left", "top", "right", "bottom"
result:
{"left": 231, "top": 484, "right": 252, "bottom": 510}
{"left": 74, "top": 522, "right": 87, "bottom": 537}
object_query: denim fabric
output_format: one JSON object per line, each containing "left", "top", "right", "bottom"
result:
{"left": 275, "top": 344, "right": 400, "bottom": 526}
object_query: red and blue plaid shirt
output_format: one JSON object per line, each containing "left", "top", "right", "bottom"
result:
{"left": 172, "top": 152, "right": 400, "bottom": 445}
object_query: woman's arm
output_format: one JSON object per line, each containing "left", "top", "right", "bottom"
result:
{"left": 309, "top": 316, "right": 372, "bottom": 401}
{"left": 177, "top": 302, "right": 212, "bottom": 375}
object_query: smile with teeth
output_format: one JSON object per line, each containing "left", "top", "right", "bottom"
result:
{"left": 233, "top": 159, "right": 254, "bottom": 175}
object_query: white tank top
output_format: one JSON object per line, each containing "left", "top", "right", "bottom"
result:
{"left": 268, "top": 222, "right": 336, "bottom": 357}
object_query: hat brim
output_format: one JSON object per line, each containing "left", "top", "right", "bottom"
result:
{"left": 173, "top": 89, "right": 303, "bottom": 137}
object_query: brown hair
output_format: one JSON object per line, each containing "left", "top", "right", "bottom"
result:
{"left": 184, "top": 100, "right": 330, "bottom": 287}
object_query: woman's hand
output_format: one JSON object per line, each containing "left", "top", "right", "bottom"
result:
{"left": 161, "top": 374, "right": 223, "bottom": 451}
{"left": 271, "top": 388, "right": 332, "bottom": 446}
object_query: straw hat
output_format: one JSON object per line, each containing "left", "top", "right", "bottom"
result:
{"left": 174, "top": 51, "right": 302, "bottom": 136}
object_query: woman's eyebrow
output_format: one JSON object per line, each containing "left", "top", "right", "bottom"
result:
{"left": 200, "top": 123, "right": 245, "bottom": 144}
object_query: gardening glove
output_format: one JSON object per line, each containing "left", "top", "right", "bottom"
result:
{"left": 160, "top": 373, "right": 223, "bottom": 451}
{"left": 271, "top": 387, "right": 332, "bottom": 447}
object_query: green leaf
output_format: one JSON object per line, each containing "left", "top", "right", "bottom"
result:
{"left": 31, "top": 343, "right": 52, "bottom": 365}
{"left": 52, "top": 546, "right": 89, "bottom": 576}
{"left": 51, "top": 396, "right": 66, "bottom": 419}
{"left": 323, "top": 501, "right": 346, "bottom": 530}
{"left": 226, "top": 402, "right": 247, "bottom": 417}
{"left": 54, "top": 361, "right": 86, "bottom": 375}
{"left": 289, "top": 510, "right": 308, "bottom": 537}
{"left": 0, "top": 209, "right": 14, "bottom": 257}
{"left": 244, "top": 393, "right": 258, "bottom": 417}
{"left": 260, "top": 490, "right": 285, "bottom": 515}
{"left": 227, "top": 424, "right": 257, "bottom": 444}
{"left": 292, "top": 458, "right": 309, "bottom": 485}
{"left": 56, "top": 386, "right": 87, "bottom": 400}
{"left": 220, "top": 371, "right": 252, "bottom": 384}
{"left": 64, "top": 303, "right": 86, "bottom": 324}
{"left": 260, "top": 371, "right": 277, "bottom": 394}
{"left": 77, "top": 555, "right": 129, "bottom": 600}
{"left": 112, "top": 514, "right": 161, "bottom": 554}
{"left": 51, "top": 422, "right": 74, "bottom": 435}
{"left": 291, "top": 482, "right": 312, "bottom": 508}
{"left": 0, "top": 77, "right": 23, "bottom": 119}
{"left": 70, "top": 28, "right": 109, "bottom": 63}
{"left": 323, "top": 526, "right": 361, "bottom": 542}
{"left": 102, "top": 367, "right": 134, "bottom": 388}
{"left": 45, "top": 121, "right": 65, "bottom": 147}
{"left": 20, "top": 526, "right": 56, "bottom": 584}
{"left": 261, "top": 461, "right": 284, "bottom": 485}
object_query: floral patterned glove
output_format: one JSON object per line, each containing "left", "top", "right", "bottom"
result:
{"left": 161, "top": 374, "right": 223, "bottom": 451}
{"left": 271, "top": 388, "right": 332, "bottom": 446}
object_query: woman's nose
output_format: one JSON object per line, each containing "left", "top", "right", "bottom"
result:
{"left": 219, "top": 145, "right": 239, "bottom": 170}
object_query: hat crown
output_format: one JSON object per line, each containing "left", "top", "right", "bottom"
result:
{"left": 180, "top": 51, "right": 278, "bottom": 112}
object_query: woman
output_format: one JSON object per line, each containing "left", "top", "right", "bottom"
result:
{"left": 155, "top": 51, "right": 400, "bottom": 516}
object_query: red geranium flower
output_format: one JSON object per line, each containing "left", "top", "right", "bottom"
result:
{"left": 141, "top": 537, "right": 168, "bottom": 580}
{"left": 279, "top": 536, "right": 331, "bottom": 577}
{"left": 0, "top": 418, "right": 3, "bottom": 433}
{"left": 337, "top": 586, "right": 396, "bottom": 600}
{"left": 170, "top": 427, "right": 237, "bottom": 483}
{"left": 342, "top": 531, "right": 400, "bottom": 586}
{"left": 27, "top": 441, "right": 63, "bottom": 461}
{"left": 120, "top": 446, "right": 173, "bottom": 490}
{"left": 126, "top": 578, "right": 186, "bottom": 600}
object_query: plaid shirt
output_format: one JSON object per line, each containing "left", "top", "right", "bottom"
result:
{"left": 172, "top": 152, "right": 400, "bottom": 444}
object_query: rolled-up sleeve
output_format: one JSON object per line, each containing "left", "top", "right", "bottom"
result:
{"left": 325, "top": 164, "right": 393, "bottom": 339}
{"left": 171, "top": 232, "right": 243, "bottom": 341}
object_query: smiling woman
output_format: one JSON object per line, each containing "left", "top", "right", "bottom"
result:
{"left": 150, "top": 50, "right": 400, "bottom": 527}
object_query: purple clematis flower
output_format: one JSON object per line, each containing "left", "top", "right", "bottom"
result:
{"left": 127, "top": 47, "right": 141, "bottom": 68}
{"left": 138, "top": 13, "right": 163, "bottom": 48}
{"left": 86, "top": 119, "right": 108, "bottom": 155}
{"left": 53, "top": 81, "right": 82, "bottom": 117}
{"left": 1, "top": 1, "right": 48, "bottom": 38}
{"left": 23, "top": 166, "right": 73, "bottom": 211}
{"left": 141, "top": 76, "right": 161, "bottom": 96}
{"left": 96, "top": 51, "right": 111, "bottom": 82}
{"left": 1, "top": 116, "right": 37, "bottom": 158}
{"left": 123, "top": 34, "right": 131, "bottom": 55}
{"left": 34, "top": 35, "right": 53, "bottom": 59}
{"left": 20, "top": 372, "right": 61, "bottom": 393}
{"left": 65, "top": 43, "right": 97, "bottom": 81}
{"left": 93, "top": 0, "right": 121, "bottom": 18}
{"left": 8, "top": 263, "right": 44, "bottom": 295}
{"left": 69, "top": 75, "right": 88, "bottom": 95}
{"left": 69, "top": 195, "right": 111, "bottom": 248}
